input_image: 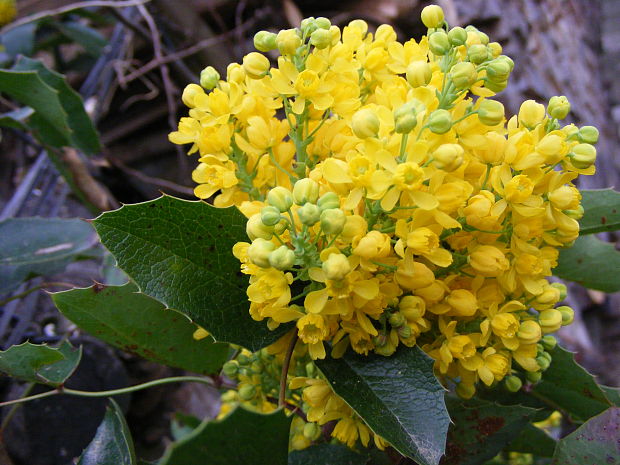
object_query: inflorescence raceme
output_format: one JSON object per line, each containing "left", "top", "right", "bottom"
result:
{"left": 173, "top": 4, "right": 598, "bottom": 451}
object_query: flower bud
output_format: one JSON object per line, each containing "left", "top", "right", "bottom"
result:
{"left": 242, "top": 52, "right": 270, "bottom": 79}
{"left": 303, "top": 422, "right": 321, "bottom": 440}
{"left": 448, "top": 26, "right": 467, "bottom": 46}
{"left": 548, "top": 95, "right": 570, "bottom": 120}
{"left": 320, "top": 208, "right": 346, "bottom": 234}
{"left": 557, "top": 305, "right": 574, "bottom": 325}
{"left": 526, "top": 371, "right": 542, "bottom": 383}
{"left": 267, "top": 186, "right": 294, "bottom": 212}
{"left": 456, "top": 382, "right": 476, "bottom": 399}
{"left": 537, "top": 355, "right": 551, "bottom": 371}
{"left": 428, "top": 109, "right": 452, "bottom": 134}
{"left": 261, "top": 206, "right": 282, "bottom": 226}
{"left": 276, "top": 29, "right": 302, "bottom": 55}
{"left": 541, "top": 335, "right": 557, "bottom": 351}
{"left": 570, "top": 143, "right": 596, "bottom": 169}
{"left": 578, "top": 126, "right": 599, "bottom": 144}
{"left": 394, "top": 102, "right": 418, "bottom": 134}
{"left": 351, "top": 108, "right": 380, "bottom": 138}
{"left": 181, "top": 84, "right": 204, "bottom": 108}
{"left": 406, "top": 61, "right": 432, "bottom": 88}
{"left": 504, "top": 375, "right": 523, "bottom": 392}
{"left": 238, "top": 384, "right": 256, "bottom": 400}
{"left": 486, "top": 58, "right": 511, "bottom": 81}
{"left": 484, "top": 77, "right": 508, "bottom": 93}
{"left": 298, "top": 203, "right": 321, "bottom": 225}
{"left": 488, "top": 42, "right": 502, "bottom": 57}
{"left": 328, "top": 25, "right": 341, "bottom": 44}
{"left": 551, "top": 282, "right": 567, "bottom": 300}
{"left": 564, "top": 205, "right": 584, "bottom": 220}
{"left": 469, "top": 245, "right": 509, "bottom": 277}
{"left": 539, "top": 308, "right": 562, "bottom": 333}
{"left": 388, "top": 312, "right": 406, "bottom": 328}
{"left": 421, "top": 5, "right": 445, "bottom": 29}
{"left": 247, "top": 213, "right": 274, "bottom": 240}
{"left": 518, "top": 100, "right": 546, "bottom": 128}
{"left": 373, "top": 332, "right": 388, "bottom": 347}
{"left": 375, "top": 339, "right": 397, "bottom": 357}
{"left": 248, "top": 238, "right": 276, "bottom": 267}
{"left": 269, "top": 245, "right": 296, "bottom": 270}
{"left": 253, "top": 30, "right": 277, "bottom": 52}
{"left": 450, "top": 62, "right": 477, "bottom": 90}
{"left": 433, "top": 143, "right": 464, "bottom": 171}
{"left": 300, "top": 17, "right": 317, "bottom": 34}
{"left": 315, "top": 17, "right": 331, "bottom": 29}
{"left": 399, "top": 295, "right": 426, "bottom": 319}
{"left": 322, "top": 253, "right": 351, "bottom": 280}
{"left": 317, "top": 192, "right": 340, "bottom": 211}
{"left": 292, "top": 178, "right": 320, "bottom": 205}
{"left": 398, "top": 325, "right": 412, "bottom": 339}
{"left": 468, "top": 44, "right": 489, "bottom": 64}
{"left": 429, "top": 30, "right": 451, "bottom": 56}
{"left": 199, "top": 66, "right": 220, "bottom": 90}
{"left": 310, "top": 28, "right": 332, "bottom": 49}
{"left": 517, "top": 320, "right": 541, "bottom": 344}
{"left": 478, "top": 99, "right": 505, "bottom": 126}
{"left": 222, "top": 360, "right": 239, "bottom": 377}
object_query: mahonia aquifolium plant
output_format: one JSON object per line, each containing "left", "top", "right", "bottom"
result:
{"left": 170, "top": 4, "right": 600, "bottom": 451}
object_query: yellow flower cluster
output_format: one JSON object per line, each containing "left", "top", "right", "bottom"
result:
{"left": 170, "top": 3, "right": 598, "bottom": 447}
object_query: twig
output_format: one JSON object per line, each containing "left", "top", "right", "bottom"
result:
{"left": 0, "top": 282, "right": 75, "bottom": 307}
{"left": 1, "top": 0, "right": 152, "bottom": 35}
{"left": 108, "top": 156, "right": 194, "bottom": 196}
{"left": 278, "top": 330, "right": 299, "bottom": 407}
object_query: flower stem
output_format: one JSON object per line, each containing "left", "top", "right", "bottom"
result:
{"left": 279, "top": 330, "right": 299, "bottom": 407}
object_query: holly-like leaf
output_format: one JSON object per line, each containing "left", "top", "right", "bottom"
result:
{"left": 52, "top": 20, "right": 107, "bottom": 57}
{"left": 316, "top": 346, "right": 449, "bottom": 465}
{"left": 92, "top": 195, "right": 291, "bottom": 351}
{"left": 0, "top": 217, "right": 97, "bottom": 293}
{"left": 554, "top": 235, "right": 620, "bottom": 293}
{"left": 158, "top": 406, "right": 292, "bottom": 465}
{"left": 0, "top": 341, "right": 82, "bottom": 386}
{"left": 507, "top": 424, "right": 557, "bottom": 458}
{"left": 53, "top": 283, "right": 229, "bottom": 374}
{"left": 551, "top": 407, "right": 620, "bottom": 465}
{"left": 440, "top": 397, "right": 540, "bottom": 465}
{"left": 532, "top": 346, "right": 611, "bottom": 421}
{"left": 78, "top": 398, "right": 136, "bottom": 465}
{"left": 579, "top": 189, "right": 620, "bottom": 235}
{"left": 288, "top": 443, "right": 369, "bottom": 465}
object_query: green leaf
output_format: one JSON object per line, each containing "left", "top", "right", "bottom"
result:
{"left": 52, "top": 20, "right": 107, "bottom": 56}
{"left": 602, "top": 386, "right": 620, "bottom": 406}
{"left": 78, "top": 398, "right": 137, "bottom": 465}
{"left": 12, "top": 56, "right": 101, "bottom": 154}
{"left": 0, "top": 217, "right": 96, "bottom": 293}
{"left": 507, "top": 424, "right": 557, "bottom": 458}
{"left": 554, "top": 235, "right": 620, "bottom": 292}
{"left": 0, "top": 107, "right": 34, "bottom": 131}
{"left": 579, "top": 189, "right": 620, "bottom": 234}
{"left": 532, "top": 346, "right": 611, "bottom": 421}
{"left": 441, "top": 397, "right": 540, "bottom": 465}
{"left": 92, "top": 195, "right": 290, "bottom": 351}
{"left": 316, "top": 346, "right": 449, "bottom": 465}
{"left": 551, "top": 407, "right": 620, "bottom": 465}
{"left": 52, "top": 283, "right": 229, "bottom": 374}
{"left": 288, "top": 443, "right": 369, "bottom": 465}
{"left": 1, "top": 22, "right": 37, "bottom": 57}
{"left": 0, "top": 341, "right": 82, "bottom": 386}
{"left": 158, "top": 406, "right": 292, "bottom": 465}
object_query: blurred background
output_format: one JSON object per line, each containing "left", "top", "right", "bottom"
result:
{"left": 0, "top": 0, "right": 618, "bottom": 464}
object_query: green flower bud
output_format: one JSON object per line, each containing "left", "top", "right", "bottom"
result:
{"left": 298, "top": 202, "right": 321, "bottom": 226}
{"left": 322, "top": 252, "right": 351, "bottom": 280}
{"left": 456, "top": 382, "right": 476, "bottom": 399}
{"left": 578, "top": 126, "right": 599, "bottom": 144}
{"left": 199, "top": 66, "right": 220, "bottom": 90}
{"left": 375, "top": 340, "right": 397, "bottom": 357}
{"left": 317, "top": 192, "right": 340, "bottom": 211}
{"left": 486, "top": 58, "right": 512, "bottom": 81}
{"left": 406, "top": 61, "right": 432, "bottom": 88}
{"left": 242, "top": 52, "right": 271, "bottom": 79}
{"left": 305, "top": 362, "right": 316, "bottom": 377}
{"left": 222, "top": 360, "right": 239, "bottom": 378}
{"left": 248, "top": 238, "right": 276, "bottom": 268}
{"left": 237, "top": 353, "right": 250, "bottom": 365}
{"left": 315, "top": 17, "right": 331, "bottom": 29}
{"left": 433, "top": 143, "right": 464, "bottom": 171}
{"left": 468, "top": 44, "right": 490, "bottom": 64}
{"left": 238, "top": 384, "right": 257, "bottom": 400}
{"left": 448, "top": 26, "right": 467, "bottom": 46}
{"left": 388, "top": 312, "right": 406, "bottom": 328}
{"left": 485, "top": 77, "right": 508, "bottom": 93}
{"left": 498, "top": 55, "right": 514, "bottom": 71}
{"left": 478, "top": 99, "right": 505, "bottom": 126}
{"left": 477, "top": 31, "right": 490, "bottom": 45}
{"left": 536, "top": 355, "right": 551, "bottom": 371}
{"left": 351, "top": 108, "right": 380, "bottom": 138}
{"left": 303, "top": 422, "right": 321, "bottom": 440}
{"left": 320, "top": 208, "right": 346, "bottom": 234}
{"left": 269, "top": 245, "right": 296, "bottom": 270}
{"left": 293, "top": 178, "right": 320, "bottom": 205}
{"left": 541, "top": 335, "right": 557, "bottom": 351}
{"left": 267, "top": 186, "right": 294, "bottom": 212}
{"left": 428, "top": 109, "right": 452, "bottom": 134}
{"left": 504, "top": 375, "right": 523, "bottom": 392}
{"left": 394, "top": 102, "right": 418, "bottom": 134}
{"left": 526, "top": 371, "right": 542, "bottom": 383}
{"left": 261, "top": 206, "right": 282, "bottom": 226}
{"left": 373, "top": 332, "right": 388, "bottom": 347}
{"left": 570, "top": 143, "right": 596, "bottom": 169}
{"left": 398, "top": 325, "right": 412, "bottom": 339}
{"left": 247, "top": 213, "right": 274, "bottom": 240}
{"left": 557, "top": 305, "right": 574, "bottom": 325}
{"left": 539, "top": 308, "right": 563, "bottom": 333}
{"left": 310, "top": 28, "right": 332, "bottom": 49}
{"left": 450, "top": 62, "right": 478, "bottom": 90}
{"left": 548, "top": 95, "right": 571, "bottom": 120}
{"left": 421, "top": 5, "right": 445, "bottom": 29}
{"left": 253, "top": 30, "right": 277, "bottom": 52}
{"left": 550, "top": 282, "right": 567, "bottom": 300}
{"left": 488, "top": 42, "right": 502, "bottom": 58}
{"left": 301, "top": 17, "right": 317, "bottom": 34}
{"left": 429, "top": 30, "right": 450, "bottom": 56}
{"left": 276, "top": 29, "right": 302, "bottom": 55}
{"left": 564, "top": 204, "right": 584, "bottom": 220}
